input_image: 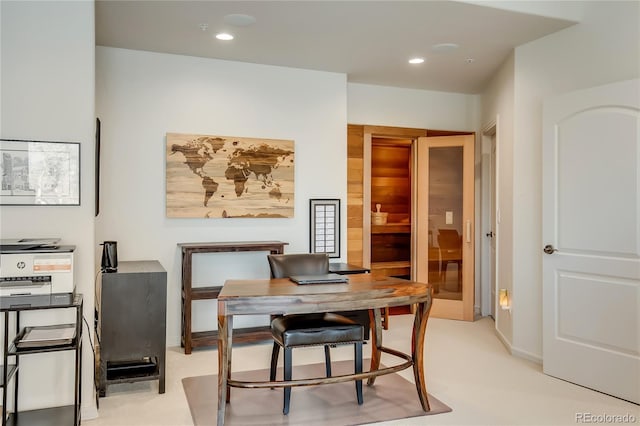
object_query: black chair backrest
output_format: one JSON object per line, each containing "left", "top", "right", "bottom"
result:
{"left": 267, "top": 253, "right": 330, "bottom": 278}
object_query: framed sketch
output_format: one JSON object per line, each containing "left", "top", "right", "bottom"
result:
{"left": 0, "top": 139, "right": 80, "bottom": 205}
{"left": 310, "top": 199, "right": 340, "bottom": 258}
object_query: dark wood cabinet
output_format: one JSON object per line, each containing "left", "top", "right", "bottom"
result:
{"left": 96, "top": 260, "right": 166, "bottom": 396}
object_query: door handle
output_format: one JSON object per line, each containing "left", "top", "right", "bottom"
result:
{"left": 543, "top": 244, "right": 557, "bottom": 254}
{"left": 486, "top": 231, "right": 494, "bottom": 238}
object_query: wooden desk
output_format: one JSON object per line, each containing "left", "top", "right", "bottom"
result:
{"left": 329, "top": 263, "right": 391, "bottom": 330}
{"left": 217, "top": 274, "right": 433, "bottom": 425}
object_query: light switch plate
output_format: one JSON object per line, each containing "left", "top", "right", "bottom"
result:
{"left": 446, "top": 211, "right": 453, "bottom": 224}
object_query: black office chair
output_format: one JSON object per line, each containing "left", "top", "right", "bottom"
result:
{"left": 267, "top": 253, "right": 364, "bottom": 415}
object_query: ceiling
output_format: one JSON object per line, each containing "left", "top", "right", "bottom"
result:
{"left": 95, "top": 1, "right": 577, "bottom": 94}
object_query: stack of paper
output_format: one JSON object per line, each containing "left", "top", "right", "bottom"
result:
{"left": 17, "top": 325, "right": 76, "bottom": 348}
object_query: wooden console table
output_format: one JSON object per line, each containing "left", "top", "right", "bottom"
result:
{"left": 178, "top": 241, "right": 288, "bottom": 354}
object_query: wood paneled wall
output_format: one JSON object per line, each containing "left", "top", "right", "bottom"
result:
{"left": 347, "top": 125, "right": 427, "bottom": 267}
{"left": 347, "top": 124, "right": 365, "bottom": 265}
{"left": 370, "top": 142, "right": 412, "bottom": 277}
{"left": 371, "top": 142, "right": 411, "bottom": 224}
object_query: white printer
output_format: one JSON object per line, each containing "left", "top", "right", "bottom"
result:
{"left": 0, "top": 239, "right": 75, "bottom": 297}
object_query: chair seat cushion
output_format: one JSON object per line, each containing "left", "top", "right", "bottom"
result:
{"left": 271, "top": 313, "right": 364, "bottom": 347}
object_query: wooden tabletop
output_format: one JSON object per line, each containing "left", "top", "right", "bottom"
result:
{"left": 218, "top": 274, "right": 430, "bottom": 316}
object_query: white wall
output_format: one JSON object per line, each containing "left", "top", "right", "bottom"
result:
{"left": 0, "top": 0, "right": 96, "bottom": 418}
{"left": 96, "top": 47, "right": 483, "bottom": 349}
{"left": 96, "top": 47, "right": 347, "bottom": 345}
{"left": 509, "top": 0, "right": 639, "bottom": 361}
{"left": 348, "top": 83, "right": 480, "bottom": 131}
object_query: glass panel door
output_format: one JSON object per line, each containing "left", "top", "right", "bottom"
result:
{"left": 429, "top": 146, "right": 464, "bottom": 300}
{"left": 415, "top": 135, "right": 475, "bottom": 320}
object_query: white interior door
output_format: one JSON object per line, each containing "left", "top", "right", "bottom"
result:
{"left": 542, "top": 79, "right": 640, "bottom": 403}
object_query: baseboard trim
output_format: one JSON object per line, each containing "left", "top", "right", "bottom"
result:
{"left": 493, "top": 327, "right": 543, "bottom": 364}
{"left": 494, "top": 326, "right": 512, "bottom": 354}
{"left": 511, "top": 346, "right": 543, "bottom": 364}
{"left": 82, "top": 403, "right": 99, "bottom": 420}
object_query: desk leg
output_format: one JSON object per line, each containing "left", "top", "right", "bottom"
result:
{"left": 217, "top": 314, "right": 233, "bottom": 426}
{"left": 411, "top": 301, "right": 432, "bottom": 411}
{"left": 367, "top": 308, "right": 382, "bottom": 386}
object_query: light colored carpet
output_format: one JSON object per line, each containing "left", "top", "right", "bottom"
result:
{"left": 182, "top": 360, "right": 452, "bottom": 425}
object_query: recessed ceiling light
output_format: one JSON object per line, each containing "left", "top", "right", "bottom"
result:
{"left": 224, "top": 14, "right": 256, "bottom": 27}
{"left": 466, "top": 58, "right": 475, "bottom": 64}
{"left": 409, "top": 57, "right": 425, "bottom": 64}
{"left": 215, "top": 33, "right": 234, "bottom": 41}
{"left": 432, "top": 43, "right": 459, "bottom": 52}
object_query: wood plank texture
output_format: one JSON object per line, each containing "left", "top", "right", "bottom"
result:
{"left": 363, "top": 126, "right": 427, "bottom": 139}
{"left": 218, "top": 274, "right": 430, "bottom": 315}
{"left": 370, "top": 142, "right": 412, "bottom": 273}
{"left": 347, "top": 124, "right": 365, "bottom": 266}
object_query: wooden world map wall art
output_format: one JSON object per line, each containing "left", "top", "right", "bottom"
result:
{"left": 166, "top": 133, "right": 295, "bottom": 218}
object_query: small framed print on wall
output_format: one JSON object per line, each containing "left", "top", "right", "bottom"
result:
{"left": 310, "top": 199, "right": 340, "bottom": 258}
{"left": 0, "top": 139, "right": 80, "bottom": 206}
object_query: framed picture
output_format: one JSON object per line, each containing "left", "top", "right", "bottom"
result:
{"left": 309, "top": 199, "right": 340, "bottom": 258}
{"left": 166, "top": 132, "right": 294, "bottom": 218}
{"left": 0, "top": 139, "right": 80, "bottom": 205}
{"left": 95, "top": 118, "right": 101, "bottom": 216}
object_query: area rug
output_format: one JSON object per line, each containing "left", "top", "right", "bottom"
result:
{"left": 182, "top": 360, "right": 451, "bottom": 425}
